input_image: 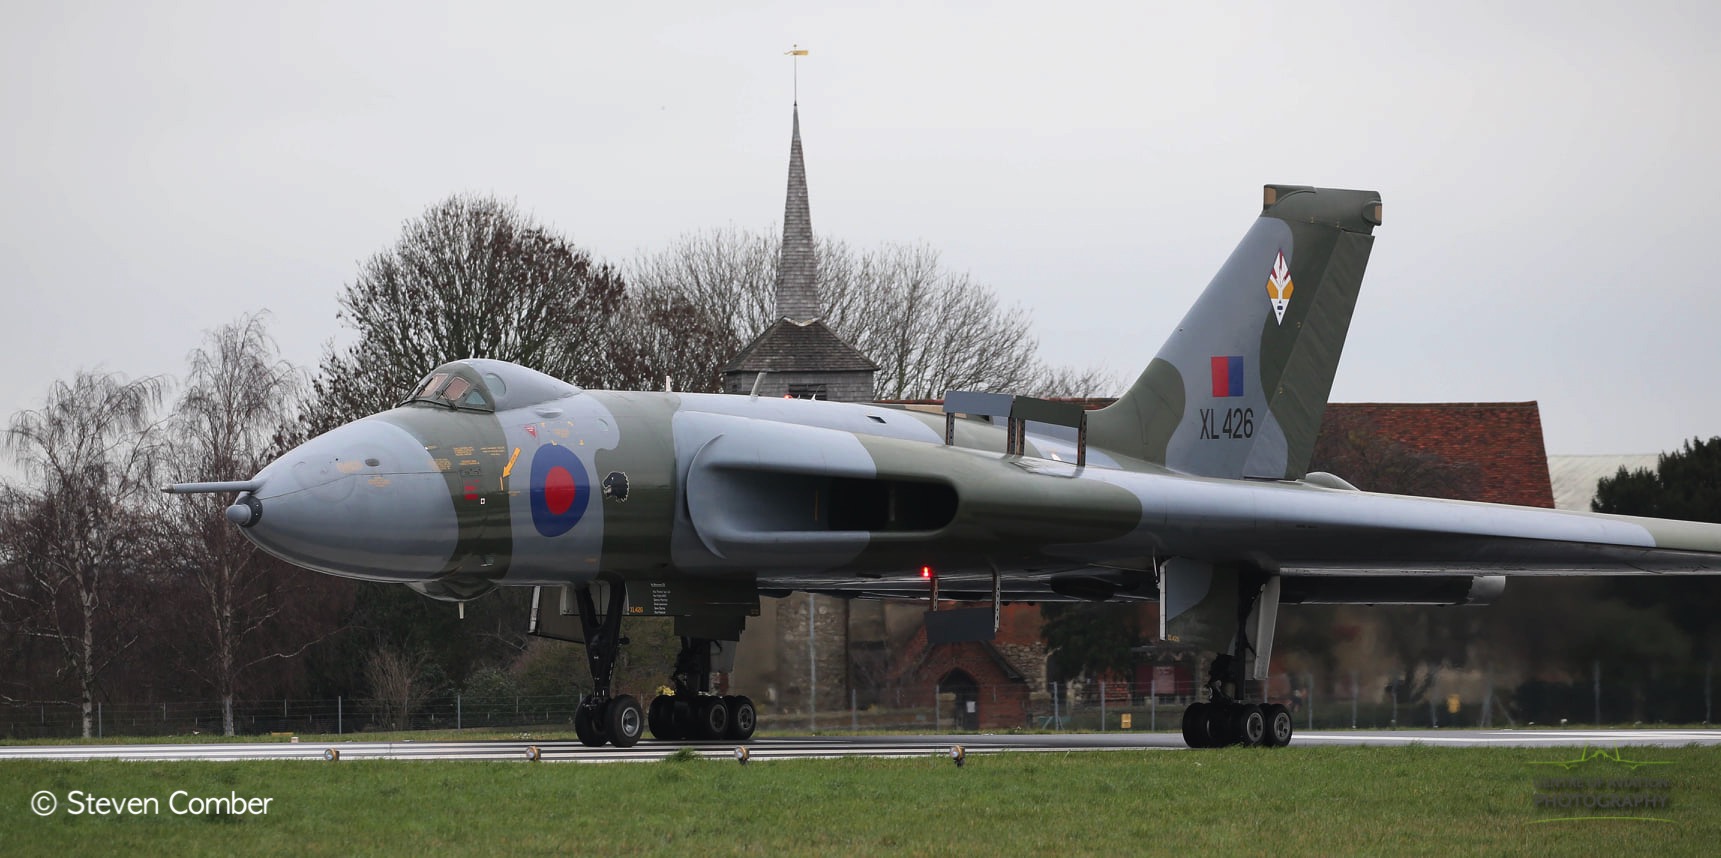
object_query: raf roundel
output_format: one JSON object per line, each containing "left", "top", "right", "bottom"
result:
{"left": 529, "top": 444, "right": 590, "bottom": 537}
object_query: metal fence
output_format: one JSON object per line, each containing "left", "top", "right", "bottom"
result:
{"left": 5, "top": 666, "right": 1714, "bottom": 740}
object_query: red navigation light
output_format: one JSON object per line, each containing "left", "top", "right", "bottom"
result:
{"left": 920, "top": 566, "right": 932, "bottom": 579}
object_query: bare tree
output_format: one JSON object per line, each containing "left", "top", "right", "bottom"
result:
{"left": 160, "top": 314, "right": 342, "bottom": 735}
{"left": 0, "top": 372, "right": 165, "bottom": 737}
{"left": 302, "top": 194, "right": 636, "bottom": 435}
{"left": 627, "top": 226, "right": 1115, "bottom": 399}
{"left": 363, "top": 645, "right": 435, "bottom": 731}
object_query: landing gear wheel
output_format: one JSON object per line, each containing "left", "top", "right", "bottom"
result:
{"left": 1205, "top": 704, "right": 1238, "bottom": 747}
{"left": 1264, "top": 703, "right": 1294, "bottom": 747}
{"left": 696, "top": 696, "right": 731, "bottom": 740}
{"left": 1234, "top": 704, "right": 1267, "bottom": 747}
{"left": 726, "top": 695, "right": 757, "bottom": 741}
{"left": 649, "top": 695, "right": 681, "bottom": 741}
{"left": 574, "top": 697, "right": 607, "bottom": 747}
{"left": 607, "top": 695, "right": 644, "bottom": 748}
{"left": 1181, "top": 702, "right": 1212, "bottom": 748}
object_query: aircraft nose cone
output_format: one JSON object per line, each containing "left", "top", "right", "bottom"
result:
{"left": 241, "top": 418, "right": 458, "bottom": 581}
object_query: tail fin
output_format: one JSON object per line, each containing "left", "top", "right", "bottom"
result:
{"left": 1087, "top": 185, "right": 1382, "bottom": 480}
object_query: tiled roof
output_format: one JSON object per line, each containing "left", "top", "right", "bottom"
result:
{"left": 721, "top": 319, "right": 880, "bottom": 374}
{"left": 1315, "top": 402, "right": 1554, "bottom": 507}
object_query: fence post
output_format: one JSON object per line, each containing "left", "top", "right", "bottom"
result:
{"left": 1100, "top": 681, "right": 1107, "bottom": 732}
{"left": 337, "top": 696, "right": 343, "bottom": 735}
{"left": 851, "top": 689, "right": 857, "bottom": 731}
{"left": 457, "top": 694, "right": 462, "bottom": 731}
{"left": 1593, "top": 659, "right": 1602, "bottom": 725}
{"left": 1351, "top": 671, "right": 1359, "bottom": 729}
{"left": 807, "top": 595, "right": 817, "bottom": 734}
{"left": 98, "top": 701, "right": 103, "bottom": 739}
{"left": 1052, "top": 681, "right": 1060, "bottom": 730}
{"left": 1706, "top": 661, "right": 1713, "bottom": 725}
{"left": 1306, "top": 673, "right": 1314, "bottom": 732}
{"left": 1150, "top": 678, "right": 1157, "bottom": 732}
{"left": 934, "top": 683, "right": 941, "bottom": 733}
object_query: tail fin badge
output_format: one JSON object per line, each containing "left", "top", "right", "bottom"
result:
{"left": 1210, "top": 356, "right": 1245, "bottom": 398}
{"left": 1266, "top": 249, "right": 1294, "bottom": 325}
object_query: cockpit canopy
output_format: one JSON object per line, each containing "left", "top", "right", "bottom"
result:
{"left": 403, "top": 359, "right": 581, "bottom": 413}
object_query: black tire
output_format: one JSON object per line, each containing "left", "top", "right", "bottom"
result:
{"left": 574, "top": 698, "right": 607, "bottom": 747}
{"left": 1181, "top": 702, "right": 1211, "bottom": 748}
{"left": 607, "top": 694, "right": 645, "bottom": 748}
{"left": 727, "top": 695, "right": 757, "bottom": 741}
{"left": 671, "top": 697, "right": 696, "bottom": 738}
{"left": 648, "top": 695, "right": 681, "bottom": 741}
{"left": 1235, "top": 704, "right": 1267, "bottom": 747}
{"left": 696, "top": 696, "right": 730, "bottom": 740}
{"left": 1264, "top": 703, "right": 1294, "bottom": 747}
{"left": 1205, "top": 703, "right": 1237, "bottom": 746}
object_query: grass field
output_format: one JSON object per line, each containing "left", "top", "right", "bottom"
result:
{"left": 2, "top": 745, "right": 1715, "bottom": 856}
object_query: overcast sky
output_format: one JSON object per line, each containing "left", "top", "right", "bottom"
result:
{"left": 3, "top": 0, "right": 1716, "bottom": 464}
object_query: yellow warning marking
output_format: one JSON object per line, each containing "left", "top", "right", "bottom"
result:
{"left": 502, "top": 447, "right": 521, "bottom": 478}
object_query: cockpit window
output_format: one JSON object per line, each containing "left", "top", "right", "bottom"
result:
{"left": 413, "top": 373, "right": 448, "bottom": 400}
{"left": 402, "top": 359, "right": 578, "bottom": 413}
{"left": 402, "top": 367, "right": 495, "bottom": 413}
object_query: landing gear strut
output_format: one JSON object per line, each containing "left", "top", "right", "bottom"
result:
{"left": 1180, "top": 573, "right": 1293, "bottom": 749}
{"left": 570, "top": 580, "right": 644, "bottom": 748}
{"left": 646, "top": 636, "right": 756, "bottom": 742}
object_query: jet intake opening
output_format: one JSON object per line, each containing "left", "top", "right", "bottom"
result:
{"left": 705, "top": 470, "right": 958, "bottom": 535}
{"left": 827, "top": 477, "right": 959, "bottom": 532}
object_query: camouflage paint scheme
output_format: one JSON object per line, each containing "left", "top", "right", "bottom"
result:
{"left": 173, "top": 185, "right": 1721, "bottom": 683}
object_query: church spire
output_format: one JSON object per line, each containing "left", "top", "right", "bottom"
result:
{"left": 774, "top": 105, "right": 819, "bottom": 323}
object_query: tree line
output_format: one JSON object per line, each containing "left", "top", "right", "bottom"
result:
{"left": 0, "top": 193, "right": 1111, "bottom": 737}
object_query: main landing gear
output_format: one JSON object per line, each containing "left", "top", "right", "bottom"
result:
{"left": 1180, "top": 654, "right": 1294, "bottom": 748}
{"left": 1179, "top": 570, "right": 1294, "bottom": 749}
{"left": 646, "top": 636, "right": 757, "bottom": 742}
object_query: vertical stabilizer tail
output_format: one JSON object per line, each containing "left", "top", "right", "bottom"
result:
{"left": 1088, "top": 185, "right": 1382, "bottom": 479}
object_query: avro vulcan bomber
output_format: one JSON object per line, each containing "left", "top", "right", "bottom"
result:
{"left": 169, "top": 186, "right": 1721, "bottom": 748}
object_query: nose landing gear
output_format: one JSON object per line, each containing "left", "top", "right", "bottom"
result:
{"left": 568, "top": 580, "right": 644, "bottom": 748}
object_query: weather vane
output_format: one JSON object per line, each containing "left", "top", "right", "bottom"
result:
{"left": 786, "top": 44, "right": 808, "bottom": 103}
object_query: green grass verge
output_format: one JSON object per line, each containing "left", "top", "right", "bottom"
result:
{"left": 2, "top": 746, "right": 1715, "bottom": 856}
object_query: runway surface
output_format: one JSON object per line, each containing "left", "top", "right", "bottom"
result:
{"left": 3, "top": 728, "right": 1718, "bottom": 763}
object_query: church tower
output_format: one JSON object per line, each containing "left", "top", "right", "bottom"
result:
{"left": 721, "top": 104, "right": 878, "bottom": 401}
